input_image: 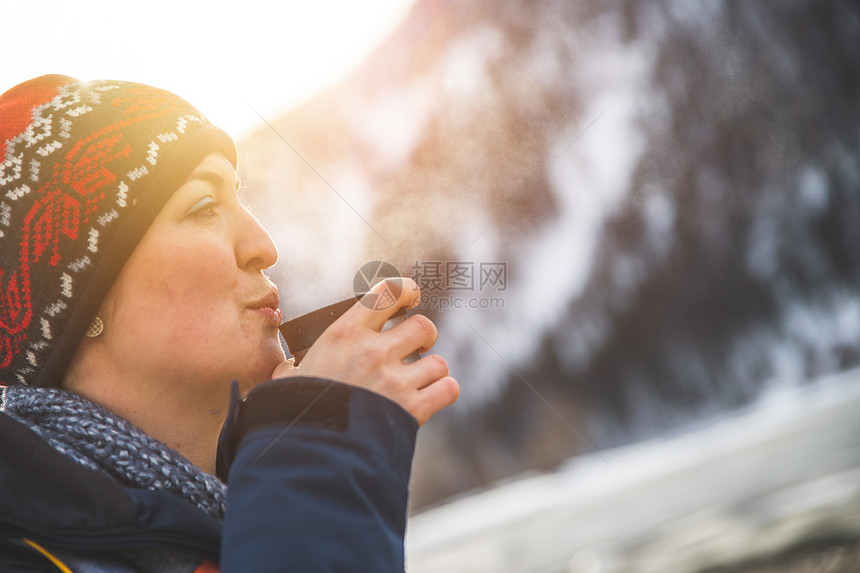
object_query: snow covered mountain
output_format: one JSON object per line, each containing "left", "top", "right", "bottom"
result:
{"left": 238, "top": 0, "right": 860, "bottom": 511}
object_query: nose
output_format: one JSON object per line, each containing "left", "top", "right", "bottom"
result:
{"left": 235, "top": 205, "right": 278, "bottom": 271}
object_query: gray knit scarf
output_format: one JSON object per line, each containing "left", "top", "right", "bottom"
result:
{"left": 0, "top": 385, "right": 226, "bottom": 520}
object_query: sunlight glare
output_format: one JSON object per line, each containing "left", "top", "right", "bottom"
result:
{"left": 0, "top": 0, "right": 415, "bottom": 138}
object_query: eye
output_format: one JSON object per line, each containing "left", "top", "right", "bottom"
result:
{"left": 185, "top": 195, "right": 220, "bottom": 219}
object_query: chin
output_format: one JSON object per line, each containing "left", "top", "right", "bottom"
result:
{"left": 242, "top": 346, "right": 286, "bottom": 387}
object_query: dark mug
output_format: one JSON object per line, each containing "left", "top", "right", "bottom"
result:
{"left": 279, "top": 296, "right": 420, "bottom": 366}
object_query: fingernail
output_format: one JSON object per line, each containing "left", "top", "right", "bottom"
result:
{"left": 412, "top": 295, "right": 421, "bottom": 308}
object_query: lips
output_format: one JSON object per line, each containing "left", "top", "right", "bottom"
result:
{"left": 249, "top": 289, "right": 283, "bottom": 326}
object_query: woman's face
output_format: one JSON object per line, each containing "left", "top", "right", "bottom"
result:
{"left": 97, "top": 152, "right": 285, "bottom": 400}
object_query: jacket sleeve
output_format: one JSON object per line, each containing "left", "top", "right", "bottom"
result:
{"left": 217, "top": 376, "right": 418, "bottom": 573}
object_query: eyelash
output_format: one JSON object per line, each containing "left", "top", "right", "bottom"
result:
{"left": 187, "top": 196, "right": 220, "bottom": 218}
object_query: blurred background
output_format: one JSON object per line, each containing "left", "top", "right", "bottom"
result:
{"left": 4, "top": 1, "right": 860, "bottom": 571}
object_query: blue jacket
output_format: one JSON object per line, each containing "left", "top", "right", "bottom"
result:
{"left": 0, "top": 376, "right": 418, "bottom": 572}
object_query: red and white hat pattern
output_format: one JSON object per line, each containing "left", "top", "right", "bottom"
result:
{"left": 0, "top": 75, "right": 236, "bottom": 386}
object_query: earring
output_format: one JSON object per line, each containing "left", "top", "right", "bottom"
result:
{"left": 85, "top": 316, "right": 104, "bottom": 338}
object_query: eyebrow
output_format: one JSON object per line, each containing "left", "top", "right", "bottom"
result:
{"left": 189, "top": 170, "right": 241, "bottom": 192}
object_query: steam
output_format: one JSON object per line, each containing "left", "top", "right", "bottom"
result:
{"left": 241, "top": 1, "right": 656, "bottom": 407}
{"left": 431, "top": 18, "right": 653, "bottom": 406}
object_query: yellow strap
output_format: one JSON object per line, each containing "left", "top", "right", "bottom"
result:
{"left": 22, "top": 539, "right": 74, "bottom": 573}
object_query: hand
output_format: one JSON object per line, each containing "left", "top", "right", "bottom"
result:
{"left": 270, "top": 278, "right": 459, "bottom": 425}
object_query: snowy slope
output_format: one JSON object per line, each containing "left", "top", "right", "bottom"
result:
{"left": 407, "top": 370, "right": 860, "bottom": 573}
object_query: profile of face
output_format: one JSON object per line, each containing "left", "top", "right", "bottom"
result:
{"left": 72, "top": 152, "right": 285, "bottom": 408}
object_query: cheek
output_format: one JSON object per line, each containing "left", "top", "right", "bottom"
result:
{"left": 118, "top": 241, "right": 238, "bottom": 340}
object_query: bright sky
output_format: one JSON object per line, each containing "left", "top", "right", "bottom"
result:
{"left": 0, "top": 0, "right": 415, "bottom": 139}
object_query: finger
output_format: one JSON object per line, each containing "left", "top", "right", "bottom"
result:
{"left": 270, "top": 357, "right": 300, "bottom": 380}
{"left": 411, "top": 376, "right": 460, "bottom": 426}
{"left": 399, "top": 353, "right": 449, "bottom": 389}
{"left": 349, "top": 277, "right": 421, "bottom": 331}
{"left": 383, "top": 314, "right": 438, "bottom": 360}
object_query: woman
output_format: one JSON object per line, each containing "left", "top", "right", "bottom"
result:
{"left": 0, "top": 75, "right": 458, "bottom": 571}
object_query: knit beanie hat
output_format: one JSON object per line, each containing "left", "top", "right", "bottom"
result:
{"left": 0, "top": 75, "right": 237, "bottom": 387}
